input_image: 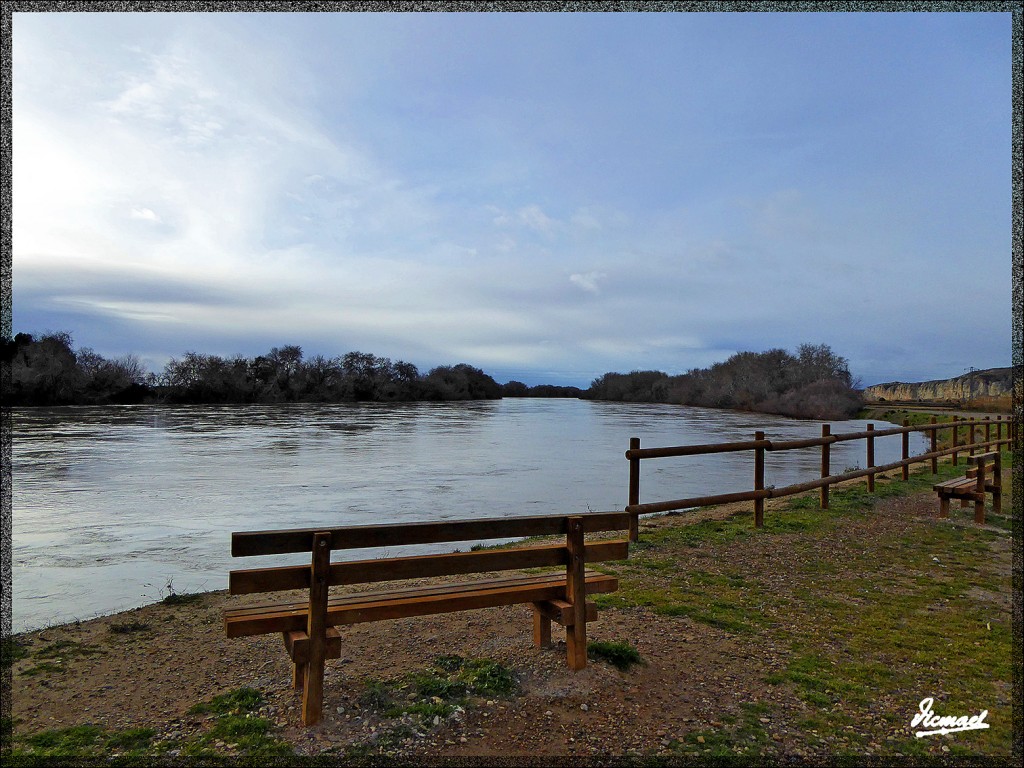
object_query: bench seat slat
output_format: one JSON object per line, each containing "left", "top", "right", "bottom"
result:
{"left": 230, "top": 539, "right": 629, "bottom": 595}
{"left": 224, "top": 571, "right": 618, "bottom": 638}
{"left": 224, "top": 571, "right": 607, "bottom": 619}
{"left": 934, "top": 478, "right": 981, "bottom": 493}
{"left": 226, "top": 571, "right": 576, "bottom": 616}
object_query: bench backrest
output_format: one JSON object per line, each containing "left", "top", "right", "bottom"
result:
{"left": 966, "top": 451, "right": 1001, "bottom": 480}
{"left": 229, "top": 511, "right": 630, "bottom": 596}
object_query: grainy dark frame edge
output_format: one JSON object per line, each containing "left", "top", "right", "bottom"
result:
{"left": 0, "top": 2, "right": 1019, "bottom": 767}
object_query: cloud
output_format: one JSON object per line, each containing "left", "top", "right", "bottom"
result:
{"left": 493, "top": 204, "right": 556, "bottom": 235}
{"left": 130, "top": 207, "right": 160, "bottom": 222}
{"left": 569, "top": 271, "right": 608, "bottom": 294}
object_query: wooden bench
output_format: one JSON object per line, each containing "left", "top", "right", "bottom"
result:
{"left": 224, "top": 511, "right": 630, "bottom": 725}
{"left": 933, "top": 451, "right": 1001, "bottom": 523}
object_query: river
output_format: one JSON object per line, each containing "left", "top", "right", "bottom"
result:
{"left": 10, "top": 399, "right": 926, "bottom": 632}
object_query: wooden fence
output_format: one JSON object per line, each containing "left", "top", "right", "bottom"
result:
{"left": 624, "top": 415, "right": 1016, "bottom": 541}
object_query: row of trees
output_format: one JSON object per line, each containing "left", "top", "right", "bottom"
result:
{"left": 3, "top": 332, "right": 861, "bottom": 418}
{"left": 501, "top": 381, "right": 584, "bottom": 398}
{"left": 1, "top": 333, "right": 502, "bottom": 406}
{"left": 584, "top": 344, "right": 863, "bottom": 420}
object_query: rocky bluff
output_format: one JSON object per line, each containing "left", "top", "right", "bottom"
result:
{"left": 863, "top": 367, "right": 1012, "bottom": 403}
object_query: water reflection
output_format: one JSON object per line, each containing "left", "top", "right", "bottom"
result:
{"left": 12, "top": 399, "right": 927, "bottom": 632}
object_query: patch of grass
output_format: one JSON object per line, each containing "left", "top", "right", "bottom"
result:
{"left": 3, "top": 723, "right": 161, "bottom": 763}
{"left": 162, "top": 591, "right": 204, "bottom": 606}
{"left": 587, "top": 640, "right": 644, "bottom": 671}
{"left": 460, "top": 658, "right": 518, "bottom": 696}
{"left": 103, "top": 727, "right": 156, "bottom": 750}
{"left": 358, "top": 656, "right": 518, "bottom": 727}
{"left": 18, "top": 661, "right": 65, "bottom": 677}
{"left": 188, "top": 687, "right": 263, "bottom": 716}
{"left": 6, "top": 694, "right": 290, "bottom": 764}
{"left": 673, "top": 701, "right": 773, "bottom": 758}
{"left": 184, "top": 687, "right": 294, "bottom": 761}
{"left": 408, "top": 670, "right": 467, "bottom": 700}
{"left": 658, "top": 602, "right": 763, "bottom": 634}
{"left": 33, "top": 639, "right": 105, "bottom": 660}
{"left": 21, "top": 724, "right": 106, "bottom": 753}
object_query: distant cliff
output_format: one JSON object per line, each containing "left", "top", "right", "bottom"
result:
{"left": 863, "top": 367, "right": 1012, "bottom": 402}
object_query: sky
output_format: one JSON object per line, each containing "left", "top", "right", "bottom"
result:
{"left": 9, "top": 10, "right": 1015, "bottom": 388}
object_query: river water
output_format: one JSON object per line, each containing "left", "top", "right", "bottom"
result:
{"left": 11, "top": 399, "right": 926, "bottom": 632}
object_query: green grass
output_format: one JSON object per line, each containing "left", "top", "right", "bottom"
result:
{"left": 5, "top": 687, "right": 295, "bottom": 764}
{"left": 4, "top": 723, "right": 160, "bottom": 764}
{"left": 587, "top": 640, "right": 644, "bottom": 671}
{"left": 672, "top": 701, "right": 773, "bottom": 758}
{"left": 188, "top": 687, "right": 265, "bottom": 716}
{"left": 596, "top": 451, "right": 1013, "bottom": 758}
{"left": 32, "top": 640, "right": 105, "bottom": 660}
{"left": 347, "top": 656, "right": 518, "bottom": 758}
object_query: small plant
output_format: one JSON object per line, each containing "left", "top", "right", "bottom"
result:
{"left": 587, "top": 640, "right": 644, "bottom": 671}
{"left": 460, "top": 658, "right": 517, "bottom": 696}
{"left": 158, "top": 577, "right": 204, "bottom": 606}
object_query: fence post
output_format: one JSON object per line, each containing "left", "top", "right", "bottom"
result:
{"left": 754, "top": 431, "right": 765, "bottom": 528}
{"left": 820, "top": 424, "right": 830, "bottom": 509}
{"left": 951, "top": 416, "right": 959, "bottom": 466}
{"left": 902, "top": 419, "right": 910, "bottom": 481}
{"left": 968, "top": 417, "right": 975, "bottom": 457}
{"left": 866, "top": 423, "right": 875, "bottom": 492}
{"left": 930, "top": 417, "right": 938, "bottom": 474}
{"left": 984, "top": 417, "right": 991, "bottom": 451}
{"left": 628, "top": 437, "right": 640, "bottom": 543}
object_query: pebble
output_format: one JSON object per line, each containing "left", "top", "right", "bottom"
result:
{"left": 580, "top": 704, "right": 589, "bottom": 711}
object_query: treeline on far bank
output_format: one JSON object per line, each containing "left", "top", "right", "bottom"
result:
{"left": 2, "top": 332, "right": 516, "bottom": 406}
{"left": 584, "top": 343, "right": 863, "bottom": 420}
{"left": 2, "top": 332, "right": 858, "bottom": 419}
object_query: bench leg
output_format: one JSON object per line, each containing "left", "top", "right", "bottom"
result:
{"left": 302, "top": 532, "right": 331, "bottom": 726}
{"left": 938, "top": 495, "right": 950, "bottom": 518}
{"left": 959, "top": 498, "right": 970, "bottom": 508}
{"left": 974, "top": 498, "right": 985, "bottom": 525}
{"left": 293, "top": 661, "right": 305, "bottom": 690}
{"left": 993, "top": 489, "right": 1001, "bottom": 516}
{"left": 566, "top": 620, "right": 587, "bottom": 671}
{"left": 533, "top": 607, "right": 552, "bottom": 648}
{"left": 565, "top": 517, "right": 587, "bottom": 671}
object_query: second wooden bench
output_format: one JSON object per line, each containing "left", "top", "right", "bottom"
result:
{"left": 933, "top": 451, "right": 1002, "bottom": 523}
{"left": 224, "top": 511, "right": 630, "bottom": 725}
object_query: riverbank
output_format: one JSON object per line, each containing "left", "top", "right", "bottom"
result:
{"left": 4, "top": 454, "right": 1014, "bottom": 764}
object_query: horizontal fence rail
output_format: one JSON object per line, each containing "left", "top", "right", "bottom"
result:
{"left": 624, "top": 415, "right": 1016, "bottom": 540}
